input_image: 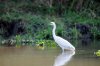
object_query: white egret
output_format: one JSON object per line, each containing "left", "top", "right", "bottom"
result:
{"left": 50, "top": 22, "right": 75, "bottom": 52}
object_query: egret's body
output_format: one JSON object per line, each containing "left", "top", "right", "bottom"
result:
{"left": 50, "top": 22, "right": 75, "bottom": 51}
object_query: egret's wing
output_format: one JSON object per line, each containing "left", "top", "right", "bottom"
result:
{"left": 55, "top": 36, "right": 74, "bottom": 48}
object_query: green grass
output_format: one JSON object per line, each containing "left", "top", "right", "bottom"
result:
{"left": 0, "top": 11, "right": 100, "bottom": 39}
{"left": 0, "top": 1, "right": 100, "bottom": 46}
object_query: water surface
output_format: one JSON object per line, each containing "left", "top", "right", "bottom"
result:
{"left": 0, "top": 46, "right": 100, "bottom": 66}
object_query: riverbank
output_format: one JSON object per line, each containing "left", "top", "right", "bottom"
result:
{"left": 0, "top": 0, "right": 100, "bottom": 46}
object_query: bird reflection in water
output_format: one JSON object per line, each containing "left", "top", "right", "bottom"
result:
{"left": 53, "top": 51, "right": 75, "bottom": 66}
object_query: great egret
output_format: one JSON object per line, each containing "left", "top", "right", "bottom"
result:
{"left": 50, "top": 22, "right": 75, "bottom": 52}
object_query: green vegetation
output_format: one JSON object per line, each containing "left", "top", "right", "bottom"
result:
{"left": 94, "top": 50, "right": 100, "bottom": 57}
{"left": 0, "top": 0, "right": 100, "bottom": 46}
{"left": 35, "top": 40, "right": 57, "bottom": 48}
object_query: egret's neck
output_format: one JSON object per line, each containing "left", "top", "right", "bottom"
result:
{"left": 52, "top": 24, "right": 56, "bottom": 37}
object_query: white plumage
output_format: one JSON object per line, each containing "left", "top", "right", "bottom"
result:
{"left": 50, "top": 22, "right": 75, "bottom": 51}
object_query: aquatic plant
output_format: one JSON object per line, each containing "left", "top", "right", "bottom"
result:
{"left": 94, "top": 50, "right": 100, "bottom": 57}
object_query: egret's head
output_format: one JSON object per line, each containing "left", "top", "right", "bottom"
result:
{"left": 50, "top": 22, "right": 55, "bottom": 26}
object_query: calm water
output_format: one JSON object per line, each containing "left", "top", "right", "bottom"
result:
{"left": 0, "top": 45, "right": 100, "bottom": 66}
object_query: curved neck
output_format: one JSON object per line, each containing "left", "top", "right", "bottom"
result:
{"left": 52, "top": 24, "right": 56, "bottom": 37}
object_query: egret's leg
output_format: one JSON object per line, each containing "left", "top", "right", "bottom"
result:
{"left": 62, "top": 48, "right": 64, "bottom": 53}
